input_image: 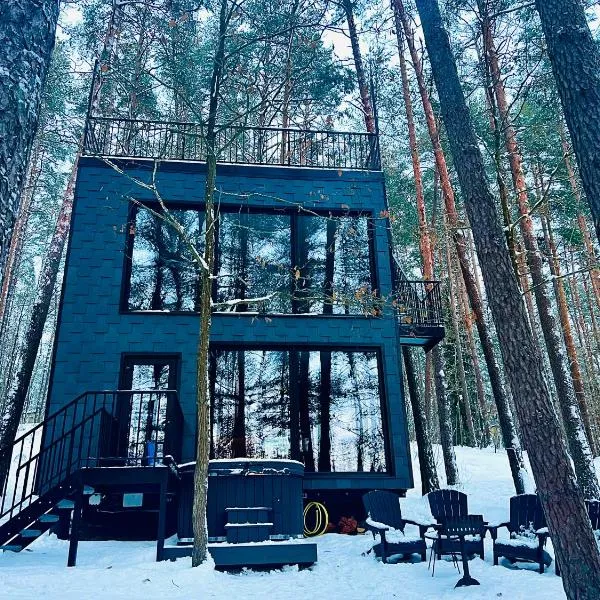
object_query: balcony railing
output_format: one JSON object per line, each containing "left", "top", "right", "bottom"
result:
{"left": 83, "top": 116, "right": 381, "bottom": 171}
{"left": 393, "top": 259, "right": 443, "bottom": 327}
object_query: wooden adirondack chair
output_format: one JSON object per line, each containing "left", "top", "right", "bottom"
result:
{"left": 427, "top": 489, "right": 485, "bottom": 560}
{"left": 586, "top": 499, "right": 600, "bottom": 530}
{"left": 488, "top": 494, "right": 552, "bottom": 574}
{"left": 362, "top": 490, "right": 431, "bottom": 564}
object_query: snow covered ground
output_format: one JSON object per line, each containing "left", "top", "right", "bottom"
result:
{"left": 0, "top": 444, "right": 572, "bottom": 599}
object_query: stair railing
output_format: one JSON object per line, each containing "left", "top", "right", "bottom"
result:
{"left": 0, "top": 390, "right": 182, "bottom": 526}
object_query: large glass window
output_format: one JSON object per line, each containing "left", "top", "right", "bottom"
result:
{"left": 294, "top": 215, "right": 373, "bottom": 314}
{"left": 126, "top": 204, "right": 374, "bottom": 315}
{"left": 210, "top": 348, "right": 386, "bottom": 473}
{"left": 216, "top": 212, "right": 292, "bottom": 313}
{"left": 127, "top": 206, "right": 204, "bottom": 311}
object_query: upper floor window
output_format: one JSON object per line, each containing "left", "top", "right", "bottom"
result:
{"left": 124, "top": 204, "right": 375, "bottom": 314}
{"left": 216, "top": 212, "right": 293, "bottom": 313}
{"left": 127, "top": 206, "right": 204, "bottom": 311}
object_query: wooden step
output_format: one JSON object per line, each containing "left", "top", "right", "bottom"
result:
{"left": 162, "top": 541, "right": 318, "bottom": 568}
{"left": 225, "top": 507, "right": 271, "bottom": 525}
{"left": 20, "top": 529, "right": 42, "bottom": 538}
{"left": 1, "top": 544, "right": 23, "bottom": 552}
{"left": 225, "top": 522, "right": 272, "bottom": 544}
{"left": 56, "top": 499, "right": 74, "bottom": 510}
{"left": 39, "top": 514, "right": 60, "bottom": 523}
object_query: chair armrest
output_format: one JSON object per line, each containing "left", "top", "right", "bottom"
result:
{"left": 403, "top": 518, "right": 436, "bottom": 529}
{"left": 486, "top": 522, "right": 509, "bottom": 540}
{"left": 365, "top": 517, "right": 389, "bottom": 532}
{"left": 403, "top": 518, "right": 437, "bottom": 539}
{"left": 535, "top": 528, "right": 549, "bottom": 548}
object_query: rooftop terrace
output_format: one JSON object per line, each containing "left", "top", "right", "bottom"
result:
{"left": 83, "top": 116, "right": 381, "bottom": 171}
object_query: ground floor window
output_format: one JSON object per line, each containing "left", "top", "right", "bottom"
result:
{"left": 210, "top": 348, "right": 386, "bottom": 473}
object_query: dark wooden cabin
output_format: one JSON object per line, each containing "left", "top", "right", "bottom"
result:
{"left": 0, "top": 109, "right": 443, "bottom": 565}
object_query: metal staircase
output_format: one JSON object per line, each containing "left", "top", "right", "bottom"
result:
{"left": 0, "top": 389, "right": 182, "bottom": 559}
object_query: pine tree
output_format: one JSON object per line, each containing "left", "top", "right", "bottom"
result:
{"left": 414, "top": 0, "right": 600, "bottom": 596}
{"left": 535, "top": 0, "right": 600, "bottom": 244}
{"left": 0, "top": 0, "right": 60, "bottom": 290}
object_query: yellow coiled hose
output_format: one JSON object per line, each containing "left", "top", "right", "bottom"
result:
{"left": 303, "top": 501, "right": 329, "bottom": 537}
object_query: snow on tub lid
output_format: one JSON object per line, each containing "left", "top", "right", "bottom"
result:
{"left": 179, "top": 458, "right": 305, "bottom": 476}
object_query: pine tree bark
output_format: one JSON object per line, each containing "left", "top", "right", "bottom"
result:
{"left": 459, "top": 278, "right": 490, "bottom": 446}
{"left": 542, "top": 211, "right": 596, "bottom": 453}
{"left": 403, "top": 347, "right": 439, "bottom": 494}
{"left": 394, "top": 20, "right": 442, "bottom": 486}
{"left": 445, "top": 229, "right": 475, "bottom": 446}
{"left": 318, "top": 218, "right": 336, "bottom": 472}
{"left": 535, "top": 0, "right": 600, "bottom": 244}
{"left": 394, "top": 0, "right": 526, "bottom": 494}
{"left": 482, "top": 12, "right": 600, "bottom": 486}
{"left": 0, "top": 159, "right": 77, "bottom": 481}
{"left": 559, "top": 122, "right": 600, "bottom": 311}
{"left": 0, "top": 143, "right": 40, "bottom": 332}
{"left": 0, "top": 0, "right": 59, "bottom": 289}
{"left": 414, "top": 1, "right": 600, "bottom": 596}
{"left": 342, "top": 0, "right": 375, "bottom": 134}
{"left": 431, "top": 345, "right": 458, "bottom": 485}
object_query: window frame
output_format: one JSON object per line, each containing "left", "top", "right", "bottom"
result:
{"left": 207, "top": 343, "right": 391, "bottom": 475}
{"left": 120, "top": 200, "right": 378, "bottom": 316}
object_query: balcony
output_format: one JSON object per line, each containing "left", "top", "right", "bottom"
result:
{"left": 83, "top": 116, "right": 381, "bottom": 171}
{"left": 392, "top": 260, "right": 444, "bottom": 349}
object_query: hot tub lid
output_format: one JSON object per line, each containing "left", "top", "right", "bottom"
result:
{"left": 179, "top": 458, "right": 304, "bottom": 477}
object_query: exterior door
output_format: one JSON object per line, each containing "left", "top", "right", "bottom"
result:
{"left": 119, "top": 355, "right": 179, "bottom": 464}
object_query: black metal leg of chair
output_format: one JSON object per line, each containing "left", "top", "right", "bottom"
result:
{"left": 428, "top": 539, "right": 437, "bottom": 577}
{"left": 450, "top": 550, "right": 461, "bottom": 573}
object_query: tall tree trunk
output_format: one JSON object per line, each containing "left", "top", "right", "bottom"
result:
{"left": 560, "top": 121, "right": 600, "bottom": 311}
{"left": 318, "top": 218, "right": 336, "bottom": 472}
{"left": 0, "top": 0, "right": 59, "bottom": 289}
{"left": 403, "top": 347, "right": 440, "bottom": 494}
{"left": 424, "top": 351, "right": 434, "bottom": 427}
{"left": 459, "top": 277, "right": 490, "bottom": 446}
{"left": 395, "top": 19, "right": 443, "bottom": 485}
{"left": 394, "top": 0, "right": 526, "bottom": 494}
{"left": 231, "top": 350, "right": 246, "bottom": 457}
{"left": 342, "top": 0, "right": 375, "bottom": 134}
{"left": 288, "top": 350, "right": 301, "bottom": 462}
{"left": 0, "top": 143, "right": 41, "bottom": 330}
{"left": 318, "top": 350, "right": 332, "bottom": 472}
{"left": 431, "top": 345, "right": 459, "bottom": 484}
{"left": 298, "top": 350, "right": 315, "bottom": 471}
{"left": 482, "top": 12, "right": 600, "bottom": 487}
{"left": 445, "top": 229, "right": 475, "bottom": 446}
{"left": 191, "top": 0, "right": 226, "bottom": 568}
{"left": 0, "top": 159, "right": 77, "bottom": 481}
{"left": 535, "top": 0, "right": 600, "bottom": 244}
{"left": 414, "top": 1, "right": 600, "bottom": 596}
{"left": 541, "top": 210, "right": 596, "bottom": 455}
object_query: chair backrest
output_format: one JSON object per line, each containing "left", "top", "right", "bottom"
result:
{"left": 586, "top": 500, "right": 600, "bottom": 530}
{"left": 509, "top": 494, "right": 546, "bottom": 534}
{"left": 362, "top": 490, "right": 405, "bottom": 532}
{"left": 427, "top": 489, "right": 468, "bottom": 523}
{"left": 443, "top": 514, "right": 485, "bottom": 537}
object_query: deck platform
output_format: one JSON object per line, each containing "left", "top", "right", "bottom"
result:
{"left": 163, "top": 540, "right": 318, "bottom": 569}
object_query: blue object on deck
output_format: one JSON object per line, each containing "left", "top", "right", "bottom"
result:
{"left": 146, "top": 441, "right": 156, "bottom": 466}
